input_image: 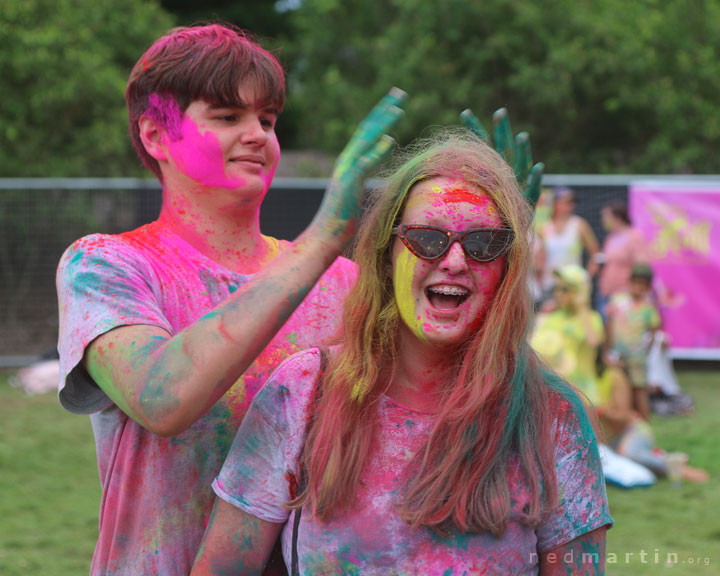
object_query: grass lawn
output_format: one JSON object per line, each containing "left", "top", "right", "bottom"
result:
{"left": 604, "top": 369, "right": 720, "bottom": 575}
{"left": 1, "top": 368, "right": 718, "bottom": 575}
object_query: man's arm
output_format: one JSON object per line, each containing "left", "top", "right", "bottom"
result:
{"left": 83, "top": 89, "right": 406, "bottom": 436}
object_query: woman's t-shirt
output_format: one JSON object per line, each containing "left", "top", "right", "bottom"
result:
{"left": 215, "top": 349, "right": 613, "bottom": 575}
{"left": 541, "top": 215, "right": 583, "bottom": 291}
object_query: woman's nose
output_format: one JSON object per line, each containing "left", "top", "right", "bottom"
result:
{"left": 439, "top": 241, "right": 469, "bottom": 273}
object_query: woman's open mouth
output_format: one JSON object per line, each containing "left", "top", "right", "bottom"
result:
{"left": 426, "top": 285, "right": 469, "bottom": 310}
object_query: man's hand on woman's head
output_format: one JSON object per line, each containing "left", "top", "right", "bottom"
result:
{"left": 460, "top": 107, "right": 544, "bottom": 209}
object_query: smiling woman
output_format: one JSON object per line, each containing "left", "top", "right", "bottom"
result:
{"left": 192, "top": 128, "right": 613, "bottom": 576}
{"left": 390, "top": 177, "right": 508, "bottom": 347}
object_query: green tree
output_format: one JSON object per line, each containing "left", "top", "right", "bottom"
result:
{"left": 287, "top": 0, "right": 720, "bottom": 173}
{"left": 0, "top": 0, "right": 175, "bottom": 176}
{"left": 159, "top": 0, "right": 291, "bottom": 39}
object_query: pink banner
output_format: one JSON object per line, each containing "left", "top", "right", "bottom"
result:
{"left": 630, "top": 182, "right": 720, "bottom": 356}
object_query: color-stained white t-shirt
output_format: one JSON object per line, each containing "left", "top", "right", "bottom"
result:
{"left": 215, "top": 348, "right": 613, "bottom": 575}
{"left": 56, "top": 221, "right": 357, "bottom": 576}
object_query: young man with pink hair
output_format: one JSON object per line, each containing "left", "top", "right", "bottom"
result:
{"left": 56, "top": 23, "right": 404, "bottom": 575}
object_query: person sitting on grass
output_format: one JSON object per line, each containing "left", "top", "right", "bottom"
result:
{"left": 56, "top": 22, "right": 405, "bottom": 576}
{"left": 192, "top": 130, "right": 612, "bottom": 576}
{"left": 595, "top": 366, "right": 708, "bottom": 484}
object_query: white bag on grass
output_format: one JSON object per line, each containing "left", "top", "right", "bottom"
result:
{"left": 647, "top": 331, "right": 681, "bottom": 396}
{"left": 599, "top": 443, "right": 656, "bottom": 489}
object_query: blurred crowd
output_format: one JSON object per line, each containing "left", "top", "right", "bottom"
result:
{"left": 530, "top": 187, "right": 708, "bottom": 486}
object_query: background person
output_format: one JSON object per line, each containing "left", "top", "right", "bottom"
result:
{"left": 597, "top": 367, "right": 708, "bottom": 484}
{"left": 56, "top": 23, "right": 405, "bottom": 576}
{"left": 192, "top": 130, "right": 612, "bottom": 575}
{"left": 532, "top": 264, "right": 604, "bottom": 406}
{"left": 604, "top": 264, "right": 661, "bottom": 421}
{"left": 538, "top": 187, "right": 599, "bottom": 308}
{"left": 597, "top": 201, "right": 649, "bottom": 317}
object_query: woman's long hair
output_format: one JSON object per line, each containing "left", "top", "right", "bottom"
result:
{"left": 291, "top": 129, "right": 574, "bottom": 536}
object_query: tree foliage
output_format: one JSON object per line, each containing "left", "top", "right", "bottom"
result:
{"left": 159, "top": 0, "right": 291, "bottom": 39}
{"left": 287, "top": 0, "right": 720, "bottom": 173}
{"left": 2, "top": 0, "right": 719, "bottom": 175}
{"left": 0, "top": 0, "right": 174, "bottom": 176}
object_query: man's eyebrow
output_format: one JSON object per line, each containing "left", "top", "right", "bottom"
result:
{"left": 207, "top": 103, "right": 278, "bottom": 115}
{"left": 208, "top": 103, "right": 249, "bottom": 111}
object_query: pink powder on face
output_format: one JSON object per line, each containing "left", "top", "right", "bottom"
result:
{"left": 438, "top": 186, "right": 489, "bottom": 206}
{"left": 164, "top": 113, "right": 245, "bottom": 189}
{"left": 428, "top": 183, "right": 490, "bottom": 207}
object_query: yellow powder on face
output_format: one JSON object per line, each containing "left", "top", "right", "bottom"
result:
{"left": 394, "top": 247, "right": 426, "bottom": 340}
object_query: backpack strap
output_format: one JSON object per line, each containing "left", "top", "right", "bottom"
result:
{"left": 291, "top": 347, "right": 328, "bottom": 576}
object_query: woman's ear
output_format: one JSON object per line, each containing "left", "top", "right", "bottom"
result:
{"left": 385, "top": 261, "right": 394, "bottom": 281}
{"left": 138, "top": 115, "right": 168, "bottom": 162}
{"left": 384, "top": 250, "right": 395, "bottom": 281}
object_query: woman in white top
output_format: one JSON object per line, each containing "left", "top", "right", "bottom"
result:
{"left": 539, "top": 187, "right": 599, "bottom": 302}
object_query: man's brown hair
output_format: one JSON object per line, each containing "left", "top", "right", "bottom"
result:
{"left": 125, "top": 23, "right": 285, "bottom": 179}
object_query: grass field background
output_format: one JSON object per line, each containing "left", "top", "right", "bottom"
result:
{"left": 1, "top": 368, "right": 718, "bottom": 575}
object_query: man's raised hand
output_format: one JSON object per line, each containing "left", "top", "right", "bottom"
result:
{"left": 461, "top": 107, "right": 544, "bottom": 209}
{"left": 313, "top": 88, "right": 407, "bottom": 249}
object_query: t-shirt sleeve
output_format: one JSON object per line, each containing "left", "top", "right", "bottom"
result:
{"left": 213, "top": 349, "right": 321, "bottom": 523}
{"left": 536, "top": 395, "right": 614, "bottom": 552}
{"left": 56, "top": 234, "right": 173, "bottom": 414}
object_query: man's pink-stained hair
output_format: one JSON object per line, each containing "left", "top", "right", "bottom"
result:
{"left": 125, "top": 23, "right": 285, "bottom": 179}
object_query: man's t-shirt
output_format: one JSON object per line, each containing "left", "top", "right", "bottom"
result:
{"left": 215, "top": 349, "right": 613, "bottom": 575}
{"left": 56, "top": 221, "right": 357, "bottom": 576}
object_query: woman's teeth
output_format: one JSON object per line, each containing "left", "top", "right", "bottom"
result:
{"left": 426, "top": 286, "right": 469, "bottom": 309}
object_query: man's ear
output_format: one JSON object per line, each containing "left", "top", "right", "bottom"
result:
{"left": 138, "top": 115, "right": 168, "bottom": 162}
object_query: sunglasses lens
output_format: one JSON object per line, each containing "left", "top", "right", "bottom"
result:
{"left": 403, "top": 228, "right": 449, "bottom": 259}
{"left": 464, "top": 229, "right": 513, "bottom": 261}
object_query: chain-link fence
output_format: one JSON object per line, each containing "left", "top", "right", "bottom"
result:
{"left": 1, "top": 175, "right": 715, "bottom": 365}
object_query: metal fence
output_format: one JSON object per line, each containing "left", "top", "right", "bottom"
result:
{"left": 1, "top": 175, "right": 718, "bottom": 366}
